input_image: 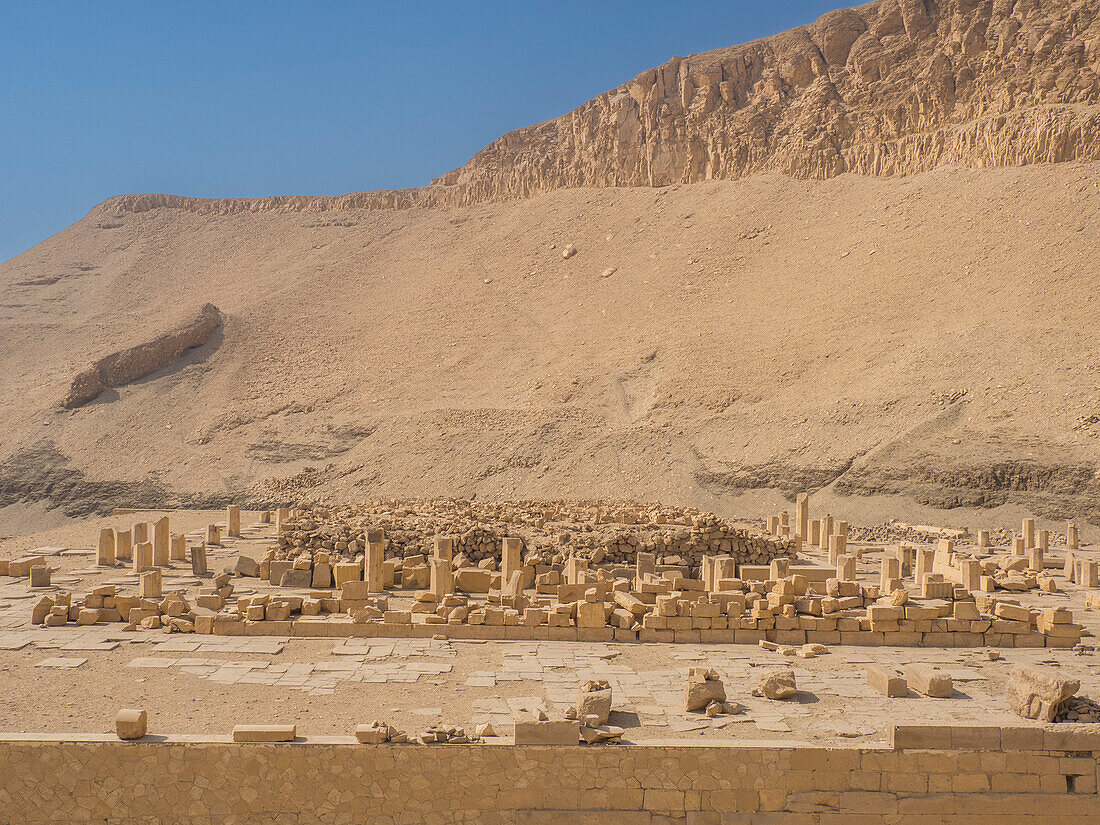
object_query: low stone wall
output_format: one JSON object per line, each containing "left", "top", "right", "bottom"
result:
{"left": 1, "top": 726, "right": 1097, "bottom": 824}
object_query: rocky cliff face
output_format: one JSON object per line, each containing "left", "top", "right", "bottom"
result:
{"left": 436, "top": 0, "right": 1100, "bottom": 200}
{"left": 104, "top": 0, "right": 1100, "bottom": 218}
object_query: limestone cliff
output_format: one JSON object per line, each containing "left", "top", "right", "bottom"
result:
{"left": 106, "top": 0, "right": 1100, "bottom": 217}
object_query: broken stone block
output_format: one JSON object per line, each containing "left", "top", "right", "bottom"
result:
{"left": 333, "top": 562, "right": 361, "bottom": 587}
{"left": 757, "top": 668, "right": 798, "bottom": 700}
{"left": 232, "top": 724, "right": 296, "bottom": 743}
{"left": 576, "top": 679, "right": 613, "bottom": 726}
{"left": 580, "top": 724, "right": 624, "bottom": 744}
{"left": 684, "top": 667, "right": 726, "bottom": 712}
{"left": 31, "top": 596, "right": 53, "bottom": 625}
{"left": 235, "top": 555, "right": 259, "bottom": 577}
{"left": 867, "top": 665, "right": 907, "bottom": 698}
{"left": 355, "top": 721, "right": 391, "bottom": 744}
{"left": 905, "top": 664, "right": 953, "bottom": 698}
{"left": 1006, "top": 665, "right": 1080, "bottom": 721}
{"left": 115, "top": 708, "right": 147, "bottom": 740}
{"left": 76, "top": 608, "right": 100, "bottom": 626}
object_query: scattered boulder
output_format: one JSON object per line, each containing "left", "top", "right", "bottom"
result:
{"left": 580, "top": 724, "right": 624, "bottom": 743}
{"left": 115, "top": 708, "right": 147, "bottom": 740}
{"left": 562, "top": 243, "right": 578, "bottom": 259}
{"left": 235, "top": 555, "right": 259, "bottom": 577}
{"left": 1006, "top": 665, "right": 1079, "bottom": 722}
{"left": 756, "top": 668, "right": 798, "bottom": 700}
{"left": 684, "top": 667, "right": 726, "bottom": 712}
{"left": 576, "top": 679, "right": 613, "bottom": 726}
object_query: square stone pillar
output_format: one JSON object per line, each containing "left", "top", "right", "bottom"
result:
{"left": 501, "top": 537, "right": 522, "bottom": 585}
{"left": 97, "top": 528, "right": 116, "bottom": 566}
{"left": 191, "top": 543, "right": 208, "bottom": 577}
{"left": 960, "top": 558, "right": 981, "bottom": 591}
{"left": 915, "top": 548, "right": 933, "bottom": 583}
{"left": 819, "top": 516, "right": 833, "bottom": 550}
{"left": 139, "top": 569, "right": 162, "bottom": 599}
{"left": 636, "top": 551, "right": 656, "bottom": 587}
{"left": 880, "top": 557, "right": 901, "bottom": 591}
{"left": 227, "top": 505, "right": 241, "bottom": 538}
{"left": 366, "top": 528, "right": 385, "bottom": 593}
{"left": 430, "top": 557, "right": 453, "bottom": 598}
{"left": 170, "top": 534, "right": 187, "bottom": 561}
{"left": 836, "top": 554, "right": 855, "bottom": 581}
{"left": 133, "top": 542, "right": 154, "bottom": 573}
{"left": 115, "top": 529, "right": 132, "bottom": 562}
{"left": 433, "top": 535, "right": 453, "bottom": 564}
{"left": 1022, "top": 518, "right": 1035, "bottom": 549}
{"left": 133, "top": 522, "right": 149, "bottom": 544}
{"left": 153, "top": 517, "right": 170, "bottom": 566}
{"left": 1067, "top": 522, "right": 1078, "bottom": 550}
{"left": 795, "top": 493, "right": 809, "bottom": 540}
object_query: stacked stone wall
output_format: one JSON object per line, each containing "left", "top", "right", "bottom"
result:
{"left": 1, "top": 726, "right": 1098, "bottom": 824}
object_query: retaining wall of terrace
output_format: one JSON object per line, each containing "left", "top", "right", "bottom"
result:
{"left": 0, "top": 725, "right": 1097, "bottom": 824}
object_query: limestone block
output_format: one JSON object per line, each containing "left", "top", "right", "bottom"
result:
{"left": 994, "top": 602, "right": 1031, "bottom": 622}
{"left": 29, "top": 566, "right": 51, "bottom": 588}
{"left": 312, "top": 562, "right": 332, "bottom": 589}
{"left": 512, "top": 716, "right": 579, "bottom": 745}
{"left": 905, "top": 664, "right": 953, "bottom": 698}
{"left": 235, "top": 555, "right": 259, "bottom": 577}
{"left": 455, "top": 567, "right": 492, "bottom": 593}
{"left": 576, "top": 600, "right": 607, "bottom": 628}
{"left": 867, "top": 665, "right": 907, "bottom": 698}
{"left": 115, "top": 708, "right": 147, "bottom": 740}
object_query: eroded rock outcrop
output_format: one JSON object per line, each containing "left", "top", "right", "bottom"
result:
{"left": 101, "top": 0, "right": 1100, "bottom": 219}
{"left": 62, "top": 303, "right": 222, "bottom": 408}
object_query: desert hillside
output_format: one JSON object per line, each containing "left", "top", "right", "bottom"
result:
{"left": 1, "top": 0, "right": 1099, "bottom": 528}
{"left": 1, "top": 164, "right": 1098, "bottom": 526}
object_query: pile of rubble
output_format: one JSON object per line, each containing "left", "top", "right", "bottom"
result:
{"left": 274, "top": 499, "right": 794, "bottom": 576}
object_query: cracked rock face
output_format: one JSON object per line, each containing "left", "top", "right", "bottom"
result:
{"left": 435, "top": 0, "right": 1100, "bottom": 201}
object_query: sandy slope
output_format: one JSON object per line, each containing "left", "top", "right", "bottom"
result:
{"left": 1, "top": 164, "right": 1098, "bottom": 523}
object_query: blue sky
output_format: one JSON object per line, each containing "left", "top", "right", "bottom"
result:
{"left": 1, "top": 1, "right": 845, "bottom": 263}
